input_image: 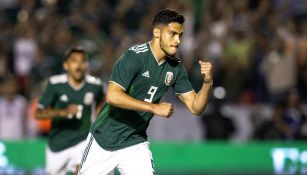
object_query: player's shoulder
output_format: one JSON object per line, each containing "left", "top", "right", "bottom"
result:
{"left": 85, "top": 75, "right": 102, "bottom": 86}
{"left": 118, "top": 43, "right": 149, "bottom": 63}
{"left": 49, "top": 74, "right": 68, "bottom": 85}
{"left": 127, "top": 42, "right": 150, "bottom": 55}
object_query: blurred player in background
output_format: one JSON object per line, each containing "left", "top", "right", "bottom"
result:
{"left": 79, "top": 9, "right": 213, "bottom": 175}
{"left": 35, "top": 47, "right": 104, "bottom": 175}
{"left": 0, "top": 75, "right": 28, "bottom": 139}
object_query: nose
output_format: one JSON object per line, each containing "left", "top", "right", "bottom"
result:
{"left": 174, "top": 35, "right": 181, "bottom": 45}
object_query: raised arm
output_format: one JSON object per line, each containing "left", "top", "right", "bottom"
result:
{"left": 178, "top": 61, "right": 213, "bottom": 116}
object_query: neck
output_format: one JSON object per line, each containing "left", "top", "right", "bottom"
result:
{"left": 68, "top": 76, "right": 84, "bottom": 89}
{"left": 150, "top": 39, "right": 166, "bottom": 64}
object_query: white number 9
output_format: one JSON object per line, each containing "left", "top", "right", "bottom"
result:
{"left": 144, "top": 86, "right": 158, "bottom": 103}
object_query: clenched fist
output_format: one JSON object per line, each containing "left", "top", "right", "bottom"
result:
{"left": 151, "top": 102, "right": 173, "bottom": 118}
{"left": 199, "top": 61, "right": 213, "bottom": 84}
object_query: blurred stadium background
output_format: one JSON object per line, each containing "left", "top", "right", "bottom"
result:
{"left": 0, "top": 0, "right": 307, "bottom": 174}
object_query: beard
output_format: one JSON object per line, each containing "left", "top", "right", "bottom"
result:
{"left": 160, "top": 35, "right": 177, "bottom": 58}
{"left": 71, "top": 71, "right": 85, "bottom": 82}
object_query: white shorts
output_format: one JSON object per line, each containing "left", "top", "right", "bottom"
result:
{"left": 78, "top": 134, "right": 154, "bottom": 175}
{"left": 46, "top": 140, "right": 86, "bottom": 175}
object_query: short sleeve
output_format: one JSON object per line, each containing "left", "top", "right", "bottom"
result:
{"left": 38, "top": 81, "right": 57, "bottom": 109}
{"left": 110, "top": 51, "right": 140, "bottom": 91}
{"left": 172, "top": 64, "right": 194, "bottom": 94}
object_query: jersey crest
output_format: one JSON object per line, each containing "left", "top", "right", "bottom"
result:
{"left": 165, "top": 72, "right": 173, "bottom": 86}
{"left": 84, "top": 92, "right": 94, "bottom": 105}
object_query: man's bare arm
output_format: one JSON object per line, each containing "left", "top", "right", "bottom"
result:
{"left": 35, "top": 104, "right": 78, "bottom": 119}
{"left": 178, "top": 82, "right": 212, "bottom": 116}
{"left": 107, "top": 82, "right": 173, "bottom": 118}
{"left": 178, "top": 61, "right": 213, "bottom": 116}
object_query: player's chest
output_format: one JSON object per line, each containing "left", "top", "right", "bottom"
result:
{"left": 131, "top": 63, "right": 178, "bottom": 95}
{"left": 55, "top": 88, "right": 95, "bottom": 106}
{"left": 141, "top": 64, "right": 176, "bottom": 84}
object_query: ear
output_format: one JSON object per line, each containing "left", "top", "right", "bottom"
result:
{"left": 153, "top": 27, "right": 161, "bottom": 38}
{"left": 63, "top": 62, "right": 68, "bottom": 71}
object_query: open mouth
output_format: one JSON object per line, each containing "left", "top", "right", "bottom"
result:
{"left": 75, "top": 69, "right": 83, "bottom": 74}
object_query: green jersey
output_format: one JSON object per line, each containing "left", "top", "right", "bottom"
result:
{"left": 38, "top": 74, "right": 104, "bottom": 152}
{"left": 91, "top": 42, "right": 194, "bottom": 151}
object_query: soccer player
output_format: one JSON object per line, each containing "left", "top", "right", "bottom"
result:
{"left": 35, "top": 47, "right": 104, "bottom": 175}
{"left": 79, "top": 9, "right": 213, "bottom": 175}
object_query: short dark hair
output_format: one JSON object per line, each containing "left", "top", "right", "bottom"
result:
{"left": 152, "top": 8, "right": 185, "bottom": 26}
{"left": 64, "top": 46, "right": 88, "bottom": 61}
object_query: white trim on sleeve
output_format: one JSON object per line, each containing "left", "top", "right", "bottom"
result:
{"left": 109, "top": 81, "right": 126, "bottom": 91}
{"left": 175, "top": 90, "right": 195, "bottom": 95}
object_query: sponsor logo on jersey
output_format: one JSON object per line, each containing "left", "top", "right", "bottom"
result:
{"left": 165, "top": 72, "right": 173, "bottom": 86}
{"left": 142, "top": 71, "right": 150, "bottom": 78}
{"left": 84, "top": 92, "right": 94, "bottom": 105}
{"left": 60, "top": 94, "right": 68, "bottom": 102}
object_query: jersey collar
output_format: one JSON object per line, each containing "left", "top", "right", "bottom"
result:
{"left": 67, "top": 75, "right": 86, "bottom": 91}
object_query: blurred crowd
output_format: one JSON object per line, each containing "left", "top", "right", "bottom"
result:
{"left": 0, "top": 0, "right": 306, "bottom": 141}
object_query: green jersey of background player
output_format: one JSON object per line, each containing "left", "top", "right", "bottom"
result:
{"left": 79, "top": 9, "right": 213, "bottom": 175}
{"left": 35, "top": 47, "right": 104, "bottom": 175}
